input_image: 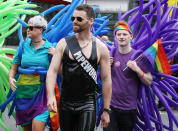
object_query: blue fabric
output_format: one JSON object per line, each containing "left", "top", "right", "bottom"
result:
{"left": 13, "top": 39, "right": 52, "bottom": 68}
{"left": 34, "top": 110, "right": 49, "bottom": 122}
{"left": 15, "top": 83, "right": 44, "bottom": 111}
{"left": 21, "top": 110, "right": 49, "bottom": 126}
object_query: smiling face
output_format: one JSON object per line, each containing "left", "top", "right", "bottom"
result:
{"left": 115, "top": 29, "right": 133, "bottom": 47}
{"left": 72, "top": 10, "right": 94, "bottom": 33}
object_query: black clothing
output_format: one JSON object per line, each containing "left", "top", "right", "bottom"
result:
{"left": 103, "top": 106, "right": 137, "bottom": 131}
{"left": 61, "top": 35, "right": 98, "bottom": 101}
{"left": 59, "top": 101, "right": 96, "bottom": 131}
{"left": 59, "top": 35, "right": 98, "bottom": 131}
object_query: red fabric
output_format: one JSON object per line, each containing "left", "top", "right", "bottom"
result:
{"left": 50, "top": 83, "right": 60, "bottom": 131}
{"left": 6, "top": 54, "right": 14, "bottom": 58}
{"left": 50, "top": 114, "right": 59, "bottom": 131}
{"left": 157, "top": 39, "right": 172, "bottom": 75}
{"left": 55, "top": 83, "right": 60, "bottom": 108}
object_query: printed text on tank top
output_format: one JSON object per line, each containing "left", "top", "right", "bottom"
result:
{"left": 73, "top": 51, "right": 97, "bottom": 83}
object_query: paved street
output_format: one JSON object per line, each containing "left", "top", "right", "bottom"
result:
{"left": 0, "top": 109, "right": 178, "bottom": 131}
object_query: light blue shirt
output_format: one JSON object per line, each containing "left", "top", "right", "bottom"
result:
{"left": 13, "top": 40, "right": 52, "bottom": 68}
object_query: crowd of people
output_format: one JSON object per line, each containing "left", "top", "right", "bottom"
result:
{"left": 7, "top": 3, "right": 177, "bottom": 131}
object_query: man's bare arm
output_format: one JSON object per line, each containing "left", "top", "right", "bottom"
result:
{"left": 127, "top": 60, "right": 153, "bottom": 86}
{"left": 99, "top": 42, "right": 112, "bottom": 109}
{"left": 98, "top": 40, "right": 112, "bottom": 128}
{"left": 136, "top": 67, "right": 153, "bottom": 86}
{"left": 46, "top": 39, "right": 66, "bottom": 111}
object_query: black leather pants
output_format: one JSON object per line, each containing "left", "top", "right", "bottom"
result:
{"left": 59, "top": 99, "right": 96, "bottom": 131}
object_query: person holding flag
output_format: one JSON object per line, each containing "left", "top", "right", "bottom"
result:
{"left": 104, "top": 20, "right": 153, "bottom": 131}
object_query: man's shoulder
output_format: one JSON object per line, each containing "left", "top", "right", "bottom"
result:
{"left": 95, "top": 37, "right": 108, "bottom": 49}
{"left": 95, "top": 37, "right": 110, "bottom": 59}
{"left": 56, "top": 38, "right": 67, "bottom": 52}
{"left": 130, "top": 48, "right": 137, "bottom": 54}
{"left": 65, "top": 34, "right": 75, "bottom": 41}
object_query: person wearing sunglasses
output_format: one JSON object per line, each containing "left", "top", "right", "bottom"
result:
{"left": 46, "top": 4, "right": 112, "bottom": 131}
{"left": 8, "top": 16, "right": 54, "bottom": 131}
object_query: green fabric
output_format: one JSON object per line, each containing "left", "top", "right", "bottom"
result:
{"left": 16, "top": 83, "right": 44, "bottom": 98}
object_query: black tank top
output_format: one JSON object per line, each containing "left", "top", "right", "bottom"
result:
{"left": 61, "top": 35, "right": 98, "bottom": 102}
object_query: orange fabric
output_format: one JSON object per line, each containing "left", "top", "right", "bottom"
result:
{"left": 50, "top": 83, "right": 60, "bottom": 131}
{"left": 157, "top": 39, "right": 172, "bottom": 75}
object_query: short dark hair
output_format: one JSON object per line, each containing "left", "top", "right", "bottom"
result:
{"left": 76, "top": 4, "right": 95, "bottom": 19}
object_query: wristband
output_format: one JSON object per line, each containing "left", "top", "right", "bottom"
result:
{"left": 103, "top": 108, "right": 111, "bottom": 115}
{"left": 142, "top": 72, "right": 144, "bottom": 78}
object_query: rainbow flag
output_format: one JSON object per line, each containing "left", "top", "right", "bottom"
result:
{"left": 50, "top": 83, "right": 60, "bottom": 131}
{"left": 144, "top": 39, "right": 172, "bottom": 75}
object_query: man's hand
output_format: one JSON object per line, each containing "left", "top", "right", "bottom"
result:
{"left": 101, "top": 111, "right": 110, "bottom": 128}
{"left": 47, "top": 96, "right": 57, "bottom": 113}
{"left": 127, "top": 60, "right": 139, "bottom": 72}
{"left": 9, "top": 77, "right": 17, "bottom": 91}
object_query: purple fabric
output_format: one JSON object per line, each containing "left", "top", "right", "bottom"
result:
{"left": 16, "top": 85, "right": 48, "bottom": 125}
{"left": 111, "top": 49, "right": 150, "bottom": 110}
{"left": 16, "top": 84, "right": 45, "bottom": 111}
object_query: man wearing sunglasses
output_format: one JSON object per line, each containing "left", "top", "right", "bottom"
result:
{"left": 46, "top": 4, "right": 112, "bottom": 131}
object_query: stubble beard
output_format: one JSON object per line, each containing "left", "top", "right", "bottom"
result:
{"left": 73, "top": 24, "right": 88, "bottom": 33}
{"left": 73, "top": 21, "right": 89, "bottom": 33}
{"left": 73, "top": 27, "right": 83, "bottom": 33}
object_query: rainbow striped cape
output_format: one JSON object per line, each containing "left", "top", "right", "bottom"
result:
{"left": 16, "top": 74, "right": 48, "bottom": 125}
{"left": 144, "top": 39, "right": 172, "bottom": 75}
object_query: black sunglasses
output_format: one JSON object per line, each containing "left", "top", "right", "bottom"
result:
{"left": 71, "top": 16, "right": 84, "bottom": 22}
{"left": 27, "top": 26, "right": 43, "bottom": 31}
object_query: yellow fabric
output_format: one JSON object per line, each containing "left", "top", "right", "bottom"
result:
{"left": 50, "top": 112, "right": 57, "bottom": 118}
{"left": 152, "top": 42, "right": 158, "bottom": 49}
{"left": 168, "top": 0, "right": 177, "bottom": 17}
{"left": 18, "top": 74, "right": 41, "bottom": 85}
{"left": 168, "top": 0, "right": 177, "bottom": 7}
{"left": 155, "top": 55, "right": 164, "bottom": 73}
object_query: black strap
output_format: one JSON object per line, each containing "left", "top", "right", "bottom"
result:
{"left": 65, "top": 35, "right": 100, "bottom": 92}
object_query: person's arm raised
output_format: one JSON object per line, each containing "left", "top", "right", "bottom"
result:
{"left": 46, "top": 39, "right": 66, "bottom": 112}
